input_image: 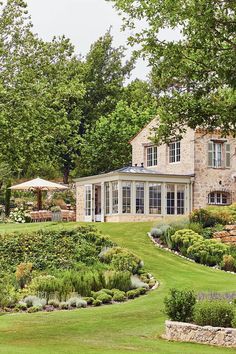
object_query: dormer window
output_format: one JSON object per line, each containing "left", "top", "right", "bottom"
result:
{"left": 147, "top": 146, "right": 157, "bottom": 167}
{"left": 169, "top": 141, "right": 181, "bottom": 163}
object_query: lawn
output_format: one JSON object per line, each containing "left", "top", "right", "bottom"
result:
{"left": 0, "top": 221, "right": 236, "bottom": 354}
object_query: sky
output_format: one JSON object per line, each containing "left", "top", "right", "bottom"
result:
{"left": 24, "top": 0, "right": 180, "bottom": 81}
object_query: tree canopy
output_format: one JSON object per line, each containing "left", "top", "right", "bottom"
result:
{"left": 108, "top": 0, "right": 236, "bottom": 142}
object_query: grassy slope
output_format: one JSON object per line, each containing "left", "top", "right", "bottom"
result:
{"left": 0, "top": 222, "right": 235, "bottom": 354}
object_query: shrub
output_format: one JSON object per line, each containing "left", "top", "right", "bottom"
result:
{"left": 100, "top": 247, "right": 142, "bottom": 274}
{"left": 23, "top": 295, "right": 46, "bottom": 308}
{"left": 164, "top": 288, "right": 196, "bottom": 322}
{"left": 100, "top": 289, "right": 113, "bottom": 296}
{"left": 15, "top": 302, "right": 27, "bottom": 311}
{"left": 187, "top": 222, "right": 203, "bottom": 235}
{"left": 48, "top": 299, "right": 60, "bottom": 308}
{"left": 112, "top": 290, "right": 126, "bottom": 302}
{"left": 96, "top": 292, "right": 112, "bottom": 304}
{"left": 16, "top": 262, "right": 33, "bottom": 289}
{"left": 59, "top": 302, "right": 69, "bottom": 310}
{"left": 193, "top": 300, "right": 234, "bottom": 327}
{"left": 75, "top": 298, "right": 87, "bottom": 308}
{"left": 190, "top": 208, "right": 234, "bottom": 227}
{"left": 83, "top": 297, "right": 94, "bottom": 305}
{"left": 92, "top": 299, "right": 102, "bottom": 306}
{"left": 187, "top": 239, "right": 229, "bottom": 266}
{"left": 27, "top": 306, "right": 41, "bottom": 313}
{"left": 0, "top": 226, "right": 114, "bottom": 271}
{"left": 150, "top": 228, "right": 163, "bottom": 238}
{"left": 221, "top": 255, "right": 236, "bottom": 272}
{"left": 171, "top": 229, "right": 203, "bottom": 255}
{"left": 105, "top": 271, "right": 131, "bottom": 292}
{"left": 130, "top": 275, "right": 149, "bottom": 290}
{"left": 126, "top": 289, "right": 140, "bottom": 299}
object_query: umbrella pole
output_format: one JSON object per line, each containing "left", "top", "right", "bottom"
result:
{"left": 37, "top": 189, "right": 42, "bottom": 210}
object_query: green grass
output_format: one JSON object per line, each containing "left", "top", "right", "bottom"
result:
{"left": 0, "top": 221, "right": 236, "bottom": 353}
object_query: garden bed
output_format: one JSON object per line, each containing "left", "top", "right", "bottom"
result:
{"left": 0, "top": 225, "right": 157, "bottom": 314}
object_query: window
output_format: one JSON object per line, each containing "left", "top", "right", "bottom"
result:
{"left": 85, "top": 186, "right": 92, "bottom": 216}
{"left": 149, "top": 183, "right": 161, "bottom": 214}
{"left": 147, "top": 146, "right": 157, "bottom": 167}
{"left": 136, "top": 182, "right": 144, "bottom": 214}
{"left": 166, "top": 184, "right": 175, "bottom": 214}
{"left": 177, "top": 185, "right": 185, "bottom": 215}
{"left": 208, "top": 142, "right": 231, "bottom": 168}
{"left": 208, "top": 191, "right": 231, "bottom": 205}
{"left": 105, "top": 183, "right": 110, "bottom": 214}
{"left": 112, "top": 182, "right": 118, "bottom": 214}
{"left": 169, "top": 141, "right": 181, "bottom": 163}
{"left": 225, "top": 143, "right": 231, "bottom": 168}
{"left": 122, "top": 182, "right": 131, "bottom": 213}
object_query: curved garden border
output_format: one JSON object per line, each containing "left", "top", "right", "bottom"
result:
{"left": 147, "top": 232, "right": 236, "bottom": 276}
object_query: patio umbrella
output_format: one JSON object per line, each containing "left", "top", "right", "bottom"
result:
{"left": 10, "top": 177, "right": 68, "bottom": 210}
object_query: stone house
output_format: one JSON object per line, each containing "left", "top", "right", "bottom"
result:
{"left": 75, "top": 118, "right": 236, "bottom": 222}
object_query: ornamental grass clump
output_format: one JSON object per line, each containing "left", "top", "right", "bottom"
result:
{"left": 105, "top": 270, "right": 131, "bottom": 292}
{"left": 164, "top": 288, "right": 196, "bottom": 322}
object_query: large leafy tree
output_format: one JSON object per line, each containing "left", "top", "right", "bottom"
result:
{"left": 108, "top": 0, "right": 236, "bottom": 142}
{"left": 80, "top": 31, "right": 134, "bottom": 134}
{"left": 78, "top": 80, "right": 157, "bottom": 176}
{"left": 0, "top": 0, "right": 85, "bottom": 183}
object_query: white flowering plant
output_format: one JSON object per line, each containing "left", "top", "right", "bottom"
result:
{"left": 10, "top": 207, "right": 30, "bottom": 223}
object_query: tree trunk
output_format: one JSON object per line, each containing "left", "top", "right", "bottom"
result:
{"left": 63, "top": 166, "right": 70, "bottom": 184}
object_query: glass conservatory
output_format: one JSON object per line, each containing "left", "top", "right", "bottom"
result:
{"left": 75, "top": 166, "right": 194, "bottom": 222}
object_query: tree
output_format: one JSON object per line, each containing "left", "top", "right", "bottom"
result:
{"left": 78, "top": 80, "right": 157, "bottom": 176}
{"left": 108, "top": 0, "right": 236, "bottom": 142}
{"left": 0, "top": 1, "right": 85, "bottom": 183}
{"left": 81, "top": 31, "right": 134, "bottom": 130}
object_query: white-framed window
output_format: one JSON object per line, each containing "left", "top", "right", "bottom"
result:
{"left": 147, "top": 146, "right": 157, "bottom": 167}
{"left": 136, "top": 182, "right": 144, "bottom": 214}
{"left": 166, "top": 184, "right": 185, "bottom": 215}
{"left": 166, "top": 184, "right": 175, "bottom": 214}
{"left": 149, "top": 183, "right": 161, "bottom": 214}
{"left": 169, "top": 141, "right": 181, "bottom": 163}
{"left": 105, "top": 182, "right": 110, "bottom": 214}
{"left": 208, "top": 142, "right": 231, "bottom": 168}
{"left": 208, "top": 191, "right": 231, "bottom": 205}
{"left": 85, "top": 186, "right": 92, "bottom": 216}
{"left": 177, "top": 185, "right": 185, "bottom": 215}
{"left": 122, "top": 182, "right": 131, "bottom": 214}
{"left": 112, "top": 182, "right": 118, "bottom": 214}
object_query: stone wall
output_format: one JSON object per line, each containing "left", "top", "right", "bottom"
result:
{"left": 130, "top": 118, "right": 195, "bottom": 175}
{"left": 165, "top": 320, "right": 236, "bottom": 347}
{"left": 213, "top": 225, "right": 236, "bottom": 244}
{"left": 193, "top": 130, "right": 236, "bottom": 209}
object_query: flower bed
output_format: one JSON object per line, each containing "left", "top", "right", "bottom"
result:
{"left": 0, "top": 226, "right": 157, "bottom": 314}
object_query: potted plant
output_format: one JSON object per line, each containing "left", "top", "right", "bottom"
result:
{"left": 50, "top": 206, "right": 62, "bottom": 221}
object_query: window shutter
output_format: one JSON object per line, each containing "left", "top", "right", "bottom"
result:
{"left": 208, "top": 142, "right": 213, "bottom": 167}
{"left": 225, "top": 143, "right": 231, "bottom": 168}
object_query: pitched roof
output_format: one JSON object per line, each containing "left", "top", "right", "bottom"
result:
{"left": 129, "top": 117, "right": 158, "bottom": 144}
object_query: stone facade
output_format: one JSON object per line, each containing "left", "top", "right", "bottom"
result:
{"left": 213, "top": 225, "right": 236, "bottom": 244}
{"left": 131, "top": 120, "right": 195, "bottom": 176}
{"left": 165, "top": 320, "right": 236, "bottom": 347}
{"left": 193, "top": 130, "right": 236, "bottom": 209}
{"left": 130, "top": 119, "right": 236, "bottom": 210}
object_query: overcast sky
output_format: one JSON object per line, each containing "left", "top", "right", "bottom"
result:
{"left": 25, "top": 0, "right": 180, "bottom": 81}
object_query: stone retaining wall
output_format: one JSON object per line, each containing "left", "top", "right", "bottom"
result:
{"left": 213, "top": 225, "right": 236, "bottom": 244}
{"left": 164, "top": 320, "right": 236, "bottom": 347}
